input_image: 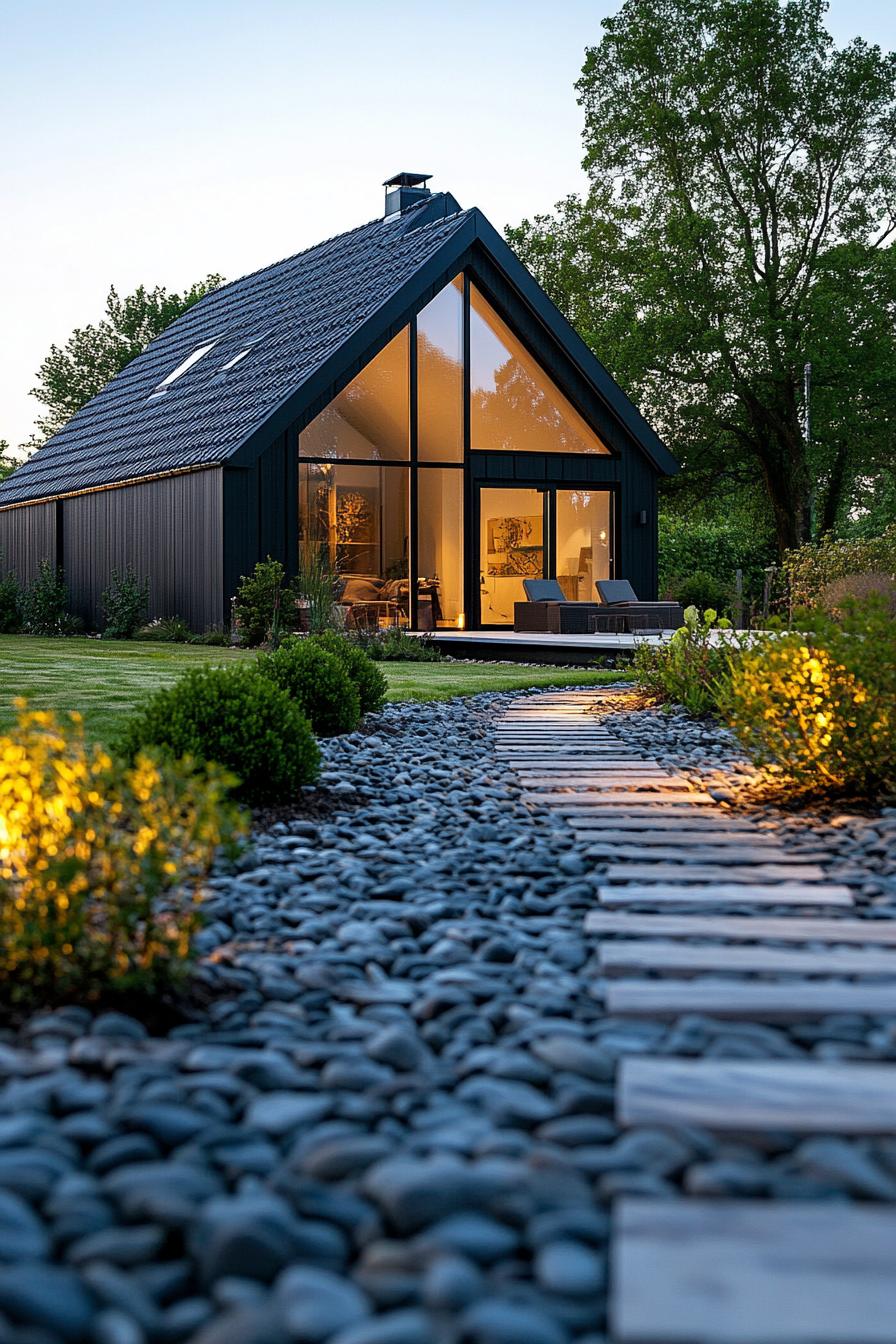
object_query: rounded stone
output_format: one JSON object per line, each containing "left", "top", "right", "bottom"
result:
{"left": 535, "top": 1239, "right": 605, "bottom": 1296}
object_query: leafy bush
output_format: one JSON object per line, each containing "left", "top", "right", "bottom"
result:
{"left": 667, "top": 569, "right": 733, "bottom": 617}
{"left": 135, "top": 616, "right": 194, "bottom": 643}
{"left": 102, "top": 565, "right": 150, "bottom": 639}
{"left": 783, "top": 525, "right": 896, "bottom": 608}
{"left": 659, "top": 513, "right": 776, "bottom": 614}
{"left": 21, "top": 559, "right": 78, "bottom": 636}
{"left": 0, "top": 703, "right": 245, "bottom": 1009}
{"left": 0, "top": 553, "right": 22, "bottom": 634}
{"left": 634, "top": 606, "right": 737, "bottom": 716}
{"left": 117, "top": 665, "right": 319, "bottom": 803}
{"left": 726, "top": 597, "right": 896, "bottom": 796}
{"left": 351, "top": 628, "right": 443, "bottom": 661}
{"left": 257, "top": 638, "right": 360, "bottom": 736}
{"left": 190, "top": 627, "right": 230, "bottom": 647}
{"left": 233, "top": 557, "right": 295, "bottom": 648}
{"left": 309, "top": 630, "right": 388, "bottom": 714}
{"left": 820, "top": 572, "right": 896, "bottom": 619}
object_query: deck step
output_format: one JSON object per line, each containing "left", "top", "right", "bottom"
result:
{"left": 611, "top": 1198, "right": 896, "bottom": 1343}
{"left": 600, "top": 939, "right": 896, "bottom": 978}
{"left": 602, "top": 977, "right": 896, "bottom": 1020}
{"left": 585, "top": 910, "right": 896, "bottom": 944}
{"left": 617, "top": 1058, "right": 896, "bottom": 1133}
{"left": 598, "top": 882, "right": 852, "bottom": 907}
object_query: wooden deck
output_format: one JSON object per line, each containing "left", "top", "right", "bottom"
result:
{"left": 502, "top": 688, "right": 896, "bottom": 1344}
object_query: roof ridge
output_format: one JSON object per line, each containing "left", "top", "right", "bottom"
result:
{"left": 206, "top": 194, "right": 462, "bottom": 300}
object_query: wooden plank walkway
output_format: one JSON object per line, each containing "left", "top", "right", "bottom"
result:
{"left": 618, "top": 1058, "right": 896, "bottom": 1133}
{"left": 612, "top": 1199, "right": 896, "bottom": 1343}
{"left": 500, "top": 687, "right": 896, "bottom": 1343}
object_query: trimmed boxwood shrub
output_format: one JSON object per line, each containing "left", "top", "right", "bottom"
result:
{"left": 309, "top": 630, "right": 387, "bottom": 714}
{"left": 257, "top": 638, "right": 360, "bottom": 736}
{"left": 117, "top": 664, "right": 319, "bottom": 803}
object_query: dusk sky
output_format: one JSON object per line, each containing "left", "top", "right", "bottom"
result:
{"left": 2, "top": 0, "right": 895, "bottom": 451}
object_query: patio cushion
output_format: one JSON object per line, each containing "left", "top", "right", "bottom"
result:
{"left": 523, "top": 579, "right": 566, "bottom": 603}
{"left": 595, "top": 579, "right": 639, "bottom": 605}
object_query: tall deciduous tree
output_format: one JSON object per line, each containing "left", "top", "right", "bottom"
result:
{"left": 508, "top": 0, "right": 896, "bottom": 553}
{"left": 0, "top": 441, "right": 15, "bottom": 482}
{"left": 28, "top": 277, "right": 224, "bottom": 444}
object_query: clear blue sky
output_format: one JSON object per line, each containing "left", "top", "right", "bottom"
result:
{"left": 1, "top": 0, "right": 894, "bottom": 450}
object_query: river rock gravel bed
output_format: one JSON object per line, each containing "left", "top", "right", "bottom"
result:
{"left": 1, "top": 689, "right": 895, "bottom": 1344}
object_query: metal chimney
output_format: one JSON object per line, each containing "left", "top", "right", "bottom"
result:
{"left": 384, "top": 172, "right": 432, "bottom": 216}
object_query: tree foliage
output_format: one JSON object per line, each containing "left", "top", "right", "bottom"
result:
{"left": 508, "top": 0, "right": 896, "bottom": 553}
{"left": 28, "top": 276, "right": 224, "bottom": 444}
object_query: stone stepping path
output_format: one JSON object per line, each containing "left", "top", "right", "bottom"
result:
{"left": 612, "top": 1199, "right": 896, "bottom": 1344}
{"left": 502, "top": 687, "right": 896, "bottom": 1343}
{"left": 618, "top": 1058, "right": 896, "bottom": 1132}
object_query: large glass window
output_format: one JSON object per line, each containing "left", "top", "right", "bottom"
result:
{"left": 301, "top": 328, "right": 409, "bottom": 460}
{"left": 479, "top": 486, "right": 546, "bottom": 626}
{"left": 470, "top": 283, "right": 609, "bottom": 455}
{"left": 417, "top": 276, "right": 463, "bottom": 462}
{"left": 417, "top": 468, "right": 464, "bottom": 628}
{"left": 299, "top": 463, "right": 410, "bottom": 627}
{"left": 555, "top": 489, "right": 614, "bottom": 600}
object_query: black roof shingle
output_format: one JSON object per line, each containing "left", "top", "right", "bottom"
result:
{"left": 0, "top": 190, "right": 676, "bottom": 507}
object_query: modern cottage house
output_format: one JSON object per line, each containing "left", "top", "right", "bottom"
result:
{"left": 0, "top": 174, "right": 677, "bottom": 633}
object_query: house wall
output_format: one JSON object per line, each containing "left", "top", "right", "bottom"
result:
{"left": 0, "top": 500, "right": 57, "bottom": 586}
{"left": 0, "top": 468, "right": 224, "bottom": 631}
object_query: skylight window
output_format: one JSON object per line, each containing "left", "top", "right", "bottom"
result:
{"left": 149, "top": 341, "right": 217, "bottom": 398}
{"left": 219, "top": 332, "right": 267, "bottom": 372}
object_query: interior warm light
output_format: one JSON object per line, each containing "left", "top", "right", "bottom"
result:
{"left": 456, "top": 613, "right": 465, "bottom": 629}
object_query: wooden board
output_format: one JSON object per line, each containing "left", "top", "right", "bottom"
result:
{"left": 602, "top": 861, "right": 827, "bottom": 883}
{"left": 617, "top": 1058, "right": 896, "bottom": 1132}
{"left": 569, "top": 815, "right": 757, "bottom": 832}
{"left": 584, "top": 910, "right": 896, "bottom": 944}
{"left": 600, "top": 939, "right": 896, "bottom": 978}
{"left": 611, "top": 1199, "right": 896, "bottom": 1343}
{"left": 521, "top": 777, "right": 693, "bottom": 790}
{"left": 599, "top": 882, "right": 852, "bottom": 907}
{"left": 523, "top": 791, "right": 715, "bottom": 806}
{"left": 603, "top": 978, "right": 896, "bottom": 1019}
{"left": 583, "top": 845, "right": 801, "bottom": 865}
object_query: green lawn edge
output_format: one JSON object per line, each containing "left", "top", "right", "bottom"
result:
{"left": 0, "top": 635, "right": 625, "bottom": 744}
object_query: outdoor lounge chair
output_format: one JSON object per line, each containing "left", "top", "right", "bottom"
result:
{"left": 594, "top": 579, "right": 684, "bottom": 631}
{"left": 513, "top": 579, "right": 604, "bottom": 634}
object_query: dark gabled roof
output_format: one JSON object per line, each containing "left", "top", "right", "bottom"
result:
{"left": 0, "top": 191, "right": 676, "bottom": 507}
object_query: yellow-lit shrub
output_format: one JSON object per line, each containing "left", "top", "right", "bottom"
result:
{"left": 0, "top": 703, "right": 246, "bottom": 1009}
{"left": 726, "top": 598, "right": 896, "bottom": 796}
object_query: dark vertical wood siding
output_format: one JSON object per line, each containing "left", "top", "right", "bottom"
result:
{"left": 0, "top": 501, "right": 57, "bottom": 585}
{"left": 59, "top": 469, "right": 224, "bottom": 630}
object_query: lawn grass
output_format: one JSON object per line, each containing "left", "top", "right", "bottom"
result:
{"left": 0, "top": 635, "right": 623, "bottom": 744}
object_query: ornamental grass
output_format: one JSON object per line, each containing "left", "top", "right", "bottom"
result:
{"left": 0, "top": 702, "right": 246, "bottom": 1009}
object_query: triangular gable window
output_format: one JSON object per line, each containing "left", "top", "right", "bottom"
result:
{"left": 469, "top": 283, "right": 608, "bottom": 455}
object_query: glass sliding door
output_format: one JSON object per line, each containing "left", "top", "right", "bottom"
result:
{"left": 554, "top": 488, "right": 614, "bottom": 601}
{"left": 479, "top": 486, "right": 546, "bottom": 626}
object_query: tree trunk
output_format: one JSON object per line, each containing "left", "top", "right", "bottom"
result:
{"left": 742, "top": 388, "right": 813, "bottom": 556}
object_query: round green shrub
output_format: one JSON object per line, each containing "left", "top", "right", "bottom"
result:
{"left": 668, "top": 569, "right": 733, "bottom": 617}
{"left": 257, "top": 638, "right": 361, "bottom": 736}
{"left": 308, "top": 630, "right": 388, "bottom": 714}
{"left": 117, "top": 664, "right": 319, "bottom": 803}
